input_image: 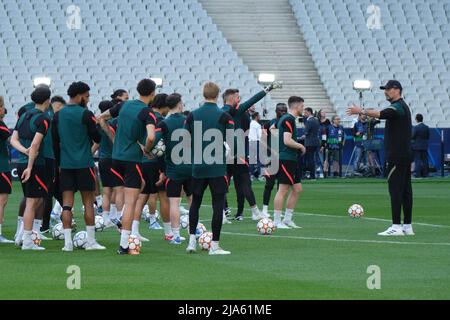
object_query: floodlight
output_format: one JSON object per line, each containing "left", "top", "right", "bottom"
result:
{"left": 258, "top": 73, "right": 275, "bottom": 84}
{"left": 151, "top": 77, "right": 163, "bottom": 88}
{"left": 33, "top": 77, "right": 51, "bottom": 87}
{"left": 353, "top": 79, "right": 372, "bottom": 91}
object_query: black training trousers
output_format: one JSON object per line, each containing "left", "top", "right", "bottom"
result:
{"left": 386, "top": 163, "right": 413, "bottom": 224}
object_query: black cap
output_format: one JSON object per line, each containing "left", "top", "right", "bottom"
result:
{"left": 380, "top": 80, "right": 402, "bottom": 90}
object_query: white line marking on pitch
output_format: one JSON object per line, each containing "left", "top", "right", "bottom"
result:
{"left": 195, "top": 204, "right": 450, "bottom": 229}
{"left": 220, "top": 231, "right": 450, "bottom": 247}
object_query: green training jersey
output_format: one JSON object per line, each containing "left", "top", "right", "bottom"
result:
{"left": 99, "top": 118, "right": 118, "bottom": 159}
{"left": 15, "top": 108, "right": 50, "bottom": 166}
{"left": 53, "top": 104, "right": 101, "bottom": 169}
{"left": 277, "top": 113, "right": 298, "bottom": 161}
{"left": 185, "top": 102, "right": 234, "bottom": 179}
{"left": 158, "top": 112, "right": 191, "bottom": 180}
{"left": 110, "top": 100, "right": 157, "bottom": 162}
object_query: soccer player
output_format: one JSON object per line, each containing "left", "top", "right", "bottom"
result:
{"left": 47, "top": 96, "right": 66, "bottom": 222}
{"left": 40, "top": 96, "right": 67, "bottom": 234}
{"left": 347, "top": 80, "right": 413, "bottom": 236}
{"left": 99, "top": 79, "right": 157, "bottom": 255}
{"left": 10, "top": 86, "right": 52, "bottom": 250}
{"left": 107, "top": 89, "right": 129, "bottom": 220}
{"left": 157, "top": 93, "right": 192, "bottom": 244}
{"left": 0, "top": 96, "right": 13, "bottom": 244}
{"left": 96, "top": 100, "right": 120, "bottom": 229}
{"left": 135, "top": 94, "right": 170, "bottom": 240}
{"left": 52, "top": 82, "right": 105, "bottom": 251}
{"left": 111, "top": 89, "right": 129, "bottom": 105}
{"left": 185, "top": 82, "right": 234, "bottom": 255}
{"left": 222, "top": 84, "right": 280, "bottom": 221}
{"left": 261, "top": 103, "right": 287, "bottom": 218}
{"left": 273, "top": 96, "right": 306, "bottom": 229}
{"left": 324, "top": 115, "right": 345, "bottom": 177}
{"left": 13, "top": 86, "right": 53, "bottom": 243}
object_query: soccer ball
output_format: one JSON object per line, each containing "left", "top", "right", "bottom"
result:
{"left": 348, "top": 204, "right": 364, "bottom": 218}
{"left": 128, "top": 235, "right": 142, "bottom": 253}
{"left": 95, "top": 216, "right": 105, "bottom": 232}
{"left": 30, "top": 230, "right": 41, "bottom": 246}
{"left": 198, "top": 232, "right": 213, "bottom": 250}
{"left": 52, "top": 223, "right": 64, "bottom": 240}
{"left": 180, "top": 215, "right": 189, "bottom": 229}
{"left": 257, "top": 218, "right": 276, "bottom": 235}
{"left": 151, "top": 139, "right": 166, "bottom": 157}
{"left": 73, "top": 231, "right": 88, "bottom": 249}
{"left": 195, "top": 223, "right": 207, "bottom": 239}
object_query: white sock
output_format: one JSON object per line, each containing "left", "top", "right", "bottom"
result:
{"left": 33, "top": 219, "right": 42, "bottom": 232}
{"left": 163, "top": 222, "right": 173, "bottom": 236}
{"left": 274, "top": 210, "right": 282, "bottom": 224}
{"left": 172, "top": 227, "right": 180, "bottom": 238}
{"left": 211, "top": 241, "right": 219, "bottom": 250}
{"left": 53, "top": 201, "right": 62, "bottom": 215}
{"left": 403, "top": 224, "right": 412, "bottom": 229}
{"left": 262, "top": 205, "right": 268, "bottom": 215}
{"left": 149, "top": 213, "right": 156, "bottom": 222}
{"left": 23, "top": 229, "right": 32, "bottom": 245}
{"left": 131, "top": 220, "right": 140, "bottom": 236}
{"left": 95, "top": 195, "right": 103, "bottom": 207}
{"left": 189, "top": 234, "right": 196, "bottom": 244}
{"left": 64, "top": 229, "right": 72, "bottom": 247}
{"left": 120, "top": 229, "right": 131, "bottom": 249}
{"left": 251, "top": 206, "right": 260, "bottom": 217}
{"left": 284, "top": 208, "right": 294, "bottom": 222}
{"left": 86, "top": 225, "right": 95, "bottom": 244}
{"left": 110, "top": 204, "right": 117, "bottom": 220}
{"left": 102, "top": 210, "right": 110, "bottom": 221}
{"left": 16, "top": 216, "right": 23, "bottom": 233}
{"left": 0, "top": 223, "right": 2, "bottom": 235}
{"left": 392, "top": 224, "right": 402, "bottom": 230}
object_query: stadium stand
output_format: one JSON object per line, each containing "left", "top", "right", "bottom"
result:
{"left": 0, "top": 0, "right": 273, "bottom": 126}
{"left": 290, "top": 0, "right": 450, "bottom": 127}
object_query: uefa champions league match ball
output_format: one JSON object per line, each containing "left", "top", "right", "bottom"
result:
{"left": 73, "top": 231, "right": 88, "bottom": 249}
{"left": 52, "top": 222, "right": 64, "bottom": 240}
{"left": 348, "top": 204, "right": 364, "bottom": 218}
{"left": 256, "top": 218, "right": 276, "bottom": 235}
{"left": 30, "top": 230, "right": 41, "bottom": 246}
{"left": 198, "top": 232, "right": 213, "bottom": 250}
{"left": 151, "top": 139, "right": 166, "bottom": 157}
{"left": 95, "top": 216, "right": 105, "bottom": 232}
{"left": 128, "top": 235, "right": 142, "bottom": 254}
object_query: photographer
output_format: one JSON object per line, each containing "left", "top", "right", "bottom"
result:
{"left": 324, "top": 115, "right": 345, "bottom": 177}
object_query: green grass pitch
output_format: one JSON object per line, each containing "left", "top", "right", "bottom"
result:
{"left": 0, "top": 178, "right": 449, "bottom": 300}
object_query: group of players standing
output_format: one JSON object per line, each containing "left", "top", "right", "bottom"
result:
{"left": 0, "top": 78, "right": 310, "bottom": 255}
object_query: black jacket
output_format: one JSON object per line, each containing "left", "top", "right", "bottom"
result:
{"left": 304, "top": 116, "right": 320, "bottom": 147}
{"left": 412, "top": 122, "right": 429, "bottom": 151}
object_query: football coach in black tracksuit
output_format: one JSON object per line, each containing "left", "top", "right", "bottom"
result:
{"left": 347, "top": 80, "right": 414, "bottom": 237}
